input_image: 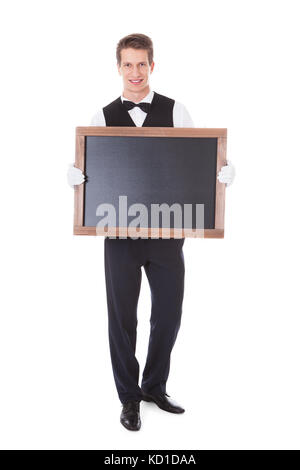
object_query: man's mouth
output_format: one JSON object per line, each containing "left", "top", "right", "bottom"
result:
{"left": 129, "top": 79, "right": 143, "bottom": 85}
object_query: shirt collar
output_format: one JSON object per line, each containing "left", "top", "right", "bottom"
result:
{"left": 121, "top": 89, "right": 154, "bottom": 104}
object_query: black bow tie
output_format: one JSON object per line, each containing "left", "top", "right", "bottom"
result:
{"left": 122, "top": 100, "right": 151, "bottom": 113}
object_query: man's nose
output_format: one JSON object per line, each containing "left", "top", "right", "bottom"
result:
{"left": 132, "top": 65, "right": 143, "bottom": 76}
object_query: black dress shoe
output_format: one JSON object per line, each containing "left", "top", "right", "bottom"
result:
{"left": 120, "top": 400, "right": 141, "bottom": 431}
{"left": 142, "top": 391, "right": 185, "bottom": 413}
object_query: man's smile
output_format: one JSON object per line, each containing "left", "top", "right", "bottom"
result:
{"left": 129, "top": 79, "right": 143, "bottom": 85}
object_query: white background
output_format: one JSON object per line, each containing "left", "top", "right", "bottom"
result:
{"left": 0, "top": 0, "right": 299, "bottom": 450}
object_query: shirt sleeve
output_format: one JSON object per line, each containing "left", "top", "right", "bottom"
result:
{"left": 90, "top": 108, "right": 106, "bottom": 126}
{"left": 173, "top": 101, "right": 195, "bottom": 128}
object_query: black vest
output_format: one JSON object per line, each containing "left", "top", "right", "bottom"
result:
{"left": 103, "top": 91, "right": 175, "bottom": 127}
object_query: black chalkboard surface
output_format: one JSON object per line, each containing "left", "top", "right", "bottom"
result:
{"left": 74, "top": 127, "right": 227, "bottom": 238}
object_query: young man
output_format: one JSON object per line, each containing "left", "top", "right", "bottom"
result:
{"left": 68, "top": 34, "right": 235, "bottom": 431}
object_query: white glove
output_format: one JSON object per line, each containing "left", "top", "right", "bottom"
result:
{"left": 67, "top": 163, "right": 85, "bottom": 188}
{"left": 217, "top": 160, "right": 235, "bottom": 187}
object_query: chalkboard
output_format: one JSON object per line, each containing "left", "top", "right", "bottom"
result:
{"left": 74, "top": 127, "right": 227, "bottom": 238}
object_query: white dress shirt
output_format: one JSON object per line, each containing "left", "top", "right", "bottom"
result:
{"left": 90, "top": 89, "right": 195, "bottom": 127}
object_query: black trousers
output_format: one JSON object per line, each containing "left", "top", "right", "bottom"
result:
{"left": 104, "top": 237, "right": 185, "bottom": 404}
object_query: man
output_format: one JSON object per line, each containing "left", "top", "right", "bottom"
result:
{"left": 68, "top": 33, "right": 235, "bottom": 431}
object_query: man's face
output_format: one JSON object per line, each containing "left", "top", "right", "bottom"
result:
{"left": 117, "top": 48, "right": 154, "bottom": 94}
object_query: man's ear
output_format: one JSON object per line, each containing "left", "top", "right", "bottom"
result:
{"left": 117, "top": 62, "right": 121, "bottom": 75}
{"left": 150, "top": 61, "right": 155, "bottom": 73}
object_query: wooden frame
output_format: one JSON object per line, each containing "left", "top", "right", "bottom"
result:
{"left": 74, "top": 127, "right": 227, "bottom": 238}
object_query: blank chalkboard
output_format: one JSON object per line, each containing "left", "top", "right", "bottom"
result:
{"left": 74, "top": 127, "right": 227, "bottom": 238}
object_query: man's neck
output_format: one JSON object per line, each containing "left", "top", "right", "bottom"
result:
{"left": 122, "top": 86, "right": 151, "bottom": 103}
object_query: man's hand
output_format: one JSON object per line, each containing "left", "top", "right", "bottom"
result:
{"left": 67, "top": 163, "right": 85, "bottom": 188}
{"left": 217, "top": 160, "right": 235, "bottom": 187}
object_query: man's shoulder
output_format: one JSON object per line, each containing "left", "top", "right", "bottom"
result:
{"left": 154, "top": 93, "right": 191, "bottom": 116}
{"left": 173, "top": 100, "right": 195, "bottom": 127}
{"left": 90, "top": 108, "right": 106, "bottom": 126}
{"left": 153, "top": 91, "right": 175, "bottom": 105}
{"left": 90, "top": 96, "right": 121, "bottom": 126}
{"left": 103, "top": 96, "right": 121, "bottom": 111}
{"left": 173, "top": 100, "right": 188, "bottom": 112}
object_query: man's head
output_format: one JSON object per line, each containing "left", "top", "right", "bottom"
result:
{"left": 116, "top": 33, "right": 154, "bottom": 97}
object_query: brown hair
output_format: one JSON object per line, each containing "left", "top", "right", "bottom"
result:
{"left": 116, "top": 33, "right": 154, "bottom": 66}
